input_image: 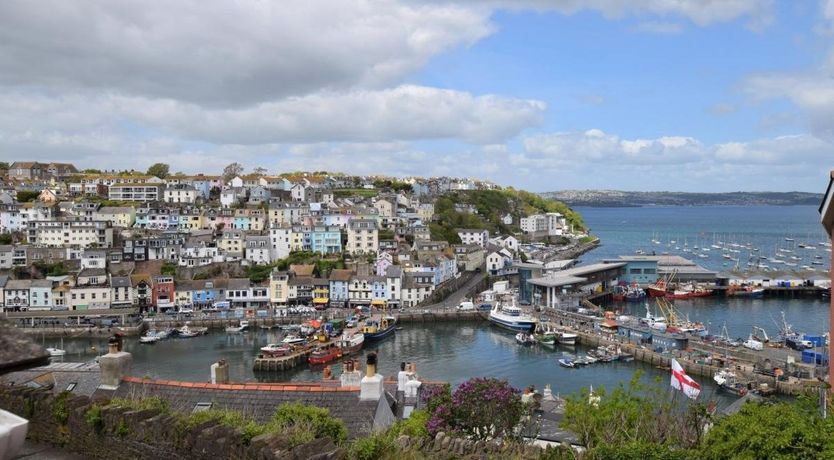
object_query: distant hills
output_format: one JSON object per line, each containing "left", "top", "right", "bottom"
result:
{"left": 541, "top": 190, "right": 824, "bottom": 207}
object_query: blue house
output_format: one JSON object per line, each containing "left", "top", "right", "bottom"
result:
{"left": 609, "top": 257, "right": 659, "bottom": 284}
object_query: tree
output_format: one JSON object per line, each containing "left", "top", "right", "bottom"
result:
{"left": 253, "top": 166, "right": 268, "bottom": 176}
{"left": 0, "top": 162, "right": 9, "bottom": 171}
{"left": 0, "top": 233, "right": 12, "bottom": 244}
{"left": 16, "top": 190, "right": 40, "bottom": 202}
{"left": 223, "top": 162, "right": 243, "bottom": 183}
{"left": 82, "top": 168, "right": 102, "bottom": 174}
{"left": 701, "top": 398, "right": 834, "bottom": 459}
{"left": 146, "top": 163, "right": 170, "bottom": 179}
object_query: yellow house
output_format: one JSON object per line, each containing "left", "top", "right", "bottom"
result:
{"left": 175, "top": 284, "right": 193, "bottom": 307}
{"left": 178, "top": 209, "right": 205, "bottom": 231}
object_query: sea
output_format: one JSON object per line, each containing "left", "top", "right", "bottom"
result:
{"left": 48, "top": 205, "right": 831, "bottom": 406}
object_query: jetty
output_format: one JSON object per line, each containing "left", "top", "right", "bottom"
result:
{"left": 253, "top": 344, "right": 318, "bottom": 372}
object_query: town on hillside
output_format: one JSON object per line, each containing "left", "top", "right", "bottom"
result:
{"left": 0, "top": 161, "right": 588, "bottom": 319}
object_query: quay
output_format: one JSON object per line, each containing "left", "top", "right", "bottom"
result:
{"left": 253, "top": 345, "right": 318, "bottom": 372}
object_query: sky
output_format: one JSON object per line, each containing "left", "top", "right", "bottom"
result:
{"left": 0, "top": 0, "right": 833, "bottom": 192}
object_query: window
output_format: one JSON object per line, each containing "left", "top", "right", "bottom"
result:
{"left": 644, "top": 269, "right": 656, "bottom": 274}
{"left": 629, "top": 268, "right": 642, "bottom": 274}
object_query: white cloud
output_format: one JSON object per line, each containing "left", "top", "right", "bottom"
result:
{"left": 0, "top": 0, "right": 493, "bottom": 107}
{"left": 0, "top": 86, "right": 545, "bottom": 145}
{"left": 518, "top": 129, "right": 830, "bottom": 191}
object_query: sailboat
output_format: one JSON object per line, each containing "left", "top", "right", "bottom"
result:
{"left": 47, "top": 337, "right": 66, "bottom": 357}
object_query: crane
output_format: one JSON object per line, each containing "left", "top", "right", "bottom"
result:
{"left": 752, "top": 326, "right": 769, "bottom": 343}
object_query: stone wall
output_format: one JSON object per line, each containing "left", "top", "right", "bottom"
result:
{"left": 0, "top": 386, "right": 347, "bottom": 460}
{"left": 396, "top": 432, "right": 547, "bottom": 459}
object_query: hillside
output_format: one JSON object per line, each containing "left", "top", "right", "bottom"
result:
{"left": 543, "top": 190, "right": 823, "bottom": 207}
{"left": 429, "top": 189, "right": 586, "bottom": 243}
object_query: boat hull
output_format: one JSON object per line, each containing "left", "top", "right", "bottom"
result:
{"left": 488, "top": 314, "right": 536, "bottom": 333}
{"left": 309, "top": 350, "right": 342, "bottom": 365}
{"left": 363, "top": 325, "right": 396, "bottom": 342}
{"left": 557, "top": 334, "right": 577, "bottom": 345}
{"left": 646, "top": 287, "right": 666, "bottom": 298}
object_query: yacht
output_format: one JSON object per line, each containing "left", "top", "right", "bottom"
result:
{"left": 488, "top": 299, "right": 537, "bottom": 332}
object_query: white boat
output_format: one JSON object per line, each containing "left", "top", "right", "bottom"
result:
{"left": 558, "top": 358, "right": 575, "bottom": 368}
{"left": 281, "top": 334, "right": 307, "bottom": 345}
{"left": 743, "top": 335, "right": 763, "bottom": 351}
{"left": 177, "top": 324, "right": 200, "bottom": 338}
{"left": 488, "top": 298, "right": 537, "bottom": 333}
{"left": 515, "top": 332, "right": 535, "bottom": 346}
{"left": 260, "top": 343, "right": 291, "bottom": 355}
{"left": 640, "top": 305, "right": 667, "bottom": 331}
{"left": 225, "top": 320, "right": 250, "bottom": 333}
{"left": 46, "top": 347, "right": 66, "bottom": 357}
{"left": 139, "top": 335, "right": 161, "bottom": 344}
{"left": 338, "top": 331, "right": 365, "bottom": 354}
{"left": 557, "top": 331, "right": 578, "bottom": 345}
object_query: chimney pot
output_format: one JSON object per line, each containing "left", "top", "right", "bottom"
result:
{"left": 211, "top": 360, "right": 229, "bottom": 384}
{"left": 99, "top": 342, "right": 132, "bottom": 390}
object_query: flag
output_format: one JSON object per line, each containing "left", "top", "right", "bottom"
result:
{"left": 670, "top": 358, "right": 701, "bottom": 399}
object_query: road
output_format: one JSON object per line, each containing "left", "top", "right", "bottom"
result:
{"left": 422, "top": 271, "right": 488, "bottom": 311}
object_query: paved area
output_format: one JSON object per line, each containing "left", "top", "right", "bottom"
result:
{"left": 423, "top": 271, "right": 488, "bottom": 310}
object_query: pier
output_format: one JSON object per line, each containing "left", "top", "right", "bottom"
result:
{"left": 253, "top": 345, "right": 318, "bottom": 372}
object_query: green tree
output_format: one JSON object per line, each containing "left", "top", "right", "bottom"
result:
{"left": 0, "top": 162, "right": 9, "bottom": 172}
{"left": 701, "top": 397, "right": 834, "bottom": 460}
{"left": 0, "top": 233, "right": 12, "bottom": 244}
{"left": 16, "top": 190, "right": 40, "bottom": 202}
{"left": 82, "top": 168, "right": 102, "bottom": 174}
{"left": 146, "top": 163, "right": 170, "bottom": 179}
{"left": 160, "top": 262, "right": 177, "bottom": 277}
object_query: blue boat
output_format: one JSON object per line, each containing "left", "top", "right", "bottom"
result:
{"left": 362, "top": 316, "right": 397, "bottom": 342}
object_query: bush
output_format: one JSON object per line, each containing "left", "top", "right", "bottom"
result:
{"left": 85, "top": 404, "right": 103, "bottom": 431}
{"left": 269, "top": 402, "right": 347, "bottom": 444}
{"left": 53, "top": 391, "right": 70, "bottom": 425}
{"left": 109, "top": 396, "right": 170, "bottom": 413}
{"left": 177, "top": 409, "right": 265, "bottom": 445}
{"left": 160, "top": 262, "right": 177, "bottom": 277}
{"left": 389, "top": 410, "right": 430, "bottom": 438}
{"left": 348, "top": 431, "right": 396, "bottom": 460}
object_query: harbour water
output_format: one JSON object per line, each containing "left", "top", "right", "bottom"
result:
{"left": 45, "top": 205, "right": 830, "bottom": 406}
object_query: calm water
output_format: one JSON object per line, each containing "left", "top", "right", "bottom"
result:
{"left": 46, "top": 206, "right": 830, "bottom": 403}
{"left": 576, "top": 205, "right": 830, "bottom": 272}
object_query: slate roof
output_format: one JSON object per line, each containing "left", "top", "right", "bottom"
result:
{"left": 0, "top": 362, "right": 101, "bottom": 397}
{"left": 329, "top": 269, "right": 354, "bottom": 282}
{"left": 104, "top": 378, "right": 383, "bottom": 438}
{"left": 110, "top": 276, "right": 131, "bottom": 288}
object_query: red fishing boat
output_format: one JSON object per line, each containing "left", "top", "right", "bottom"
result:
{"left": 308, "top": 343, "right": 342, "bottom": 365}
{"left": 666, "top": 285, "right": 713, "bottom": 299}
{"left": 646, "top": 279, "right": 667, "bottom": 298}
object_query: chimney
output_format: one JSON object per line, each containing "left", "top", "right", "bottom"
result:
{"left": 99, "top": 336, "right": 132, "bottom": 390}
{"left": 359, "top": 352, "right": 383, "bottom": 401}
{"left": 340, "top": 359, "right": 362, "bottom": 387}
{"left": 211, "top": 359, "right": 229, "bottom": 384}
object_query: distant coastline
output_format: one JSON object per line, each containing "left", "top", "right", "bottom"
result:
{"left": 542, "top": 190, "right": 823, "bottom": 208}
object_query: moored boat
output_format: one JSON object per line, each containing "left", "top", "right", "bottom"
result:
{"left": 488, "top": 299, "right": 537, "bottom": 333}
{"left": 139, "top": 335, "right": 161, "bottom": 344}
{"left": 225, "top": 320, "right": 250, "bottom": 333}
{"left": 362, "top": 316, "right": 397, "bottom": 342}
{"left": 260, "top": 343, "right": 291, "bottom": 356}
{"left": 558, "top": 358, "right": 575, "bottom": 368}
{"left": 308, "top": 343, "right": 342, "bottom": 365}
{"left": 557, "top": 331, "right": 577, "bottom": 345}
{"left": 338, "top": 331, "right": 365, "bottom": 354}
{"left": 713, "top": 369, "right": 748, "bottom": 397}
{"left": 282, "top": 334, "right": 307, "bottom": 345}
{"left": 46, "top": 347, "right": 66, "bottom": 356}
{"left": 515, "top": 332, "right": 535, "bottom": 346}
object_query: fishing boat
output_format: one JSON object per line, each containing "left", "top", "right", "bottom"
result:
{"left": 515, "top": 332, "right": 535, "bottom": 346}
{"left": 362, "top": 316, "right": 397, "bottom": 342}
{"left": 338, "top": 331, "right": 365, "bottom": 354}
{"left": 557, "top": 331, "right": 577, "bottom": 345}
{"left": 281, "top": 334, "right": 307, "bottom": 345}
{"left": 646, "top": 278, "right": 667, "bottom": 298}
{"left": 624, "top": 284, "right": 646, "bottom": 302}
{"left": 713, "top": 369, "right": 748, "bottom": 397}
{"left": 225, "top": 320, "right": 250, "bottom": 333}
{"left": 534, "top": 330, "right": 558, "bottom": 345}
{"left": 308, "top": 343, "right": 342, "bottom": 365}
{"left": 488, "top": 298, "right": 537, "bottom": 332}
{"left": 260, "top": 343, "right": 291, "bottom": 356}
{"left": 176, "top": 324, "right": 201, "bottom": 338}
{"left": 639, "top": 304, "right": 667, "bottom": 331}
{"left": 558, "top": 358, "right": 575, "bottom": 368}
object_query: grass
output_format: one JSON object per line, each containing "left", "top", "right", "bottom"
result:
{"left": 333, "top": 188, "right": 379, "bottom": 199}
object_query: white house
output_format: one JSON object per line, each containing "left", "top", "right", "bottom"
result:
{"left": 347, "top": 219, "right": 379, "bottom": 255}
{"left": 245, "top": 235, "right": 272, "bottom": 265}
{"left": 456, "top": 228, "right": 489, "bottom": 248}
{"left": 290, "top": 183, "right": 307, "bottom": 201}
{"left": 164, "top": 185, "right": 198, "bottom": 204}
{"left": 269, "top": 227, "right": 293, "bottom": 260}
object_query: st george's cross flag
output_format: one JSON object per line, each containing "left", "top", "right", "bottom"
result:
{"left": 670, "top": 358, "right": 701, "bottom": 399}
